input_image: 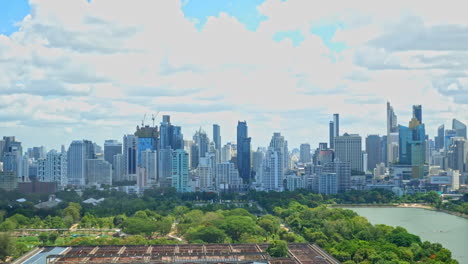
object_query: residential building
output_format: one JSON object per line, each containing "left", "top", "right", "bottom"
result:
{"left": 141, "top": 149, "right": 158, "bottom": 185}
{"left": 67, "top": 140, "right": 94, "bottom": 186}
{"left": 37, "top": 150, "right": 67, "bottom": 186}
{"left": 172, "top": 149, "right": 190, "bottom": 192}
{"left": 86, "top": 159, "right": 112, "bottom": 186}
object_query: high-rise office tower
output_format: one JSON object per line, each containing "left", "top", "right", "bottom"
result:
{"left": 386, "top": 102, "right": 398, "bottom": 165}
{"left": 28, "top": 146, "right": 46, "bottom": 160}
{"left": 172, "top": 149, "right": 190, "bottom": 192}
{"left": 159, "top": 115, "right": 184, "bottom": 151}
{"left": 104, "top": 140, "right": 122, "bottom": 168}
{"left": 37, "top": 150, "right": 67, "bottom": 186}
{"left": 300, "top": 143, "right": 311, "bottom": 163}
{"left": 365, "top": 135, "right": 382, "bottom": 172}
{"left": 67, "top": 140, "right": 94, "bottom": 186}
{"left": 193, "top": 129, "right": 209, "bottom": 158}
{"left": 158, "top": 149, "right": 173, "bottom": 187}
{"left": 334, "top": 133, "right": 363, "bottom": 173}
{"left": 447, "top": 138, "right": 467, "bottom": 173}
{"left": 380, "top": 135, "right": 387, "bottom": 165}
{"left": 123, "top": 135, "right": 138, "bottom": 181}
{"left": 399, "top": 117, "right": 426, "bottom": 178}
{"left": 237, "top": 121, "right": 251, "bottom": 183}
{"left": 141, "top": 149, "right": 158, "bottom": 185}
{"left": 329, "top": 121, "right": 334, "bottom": 149}
{"left": 213, "top": 124, "right": 221, "bottom": 150}
{"left": 412, "top": 105, "right": 422, "bottom": 124}
{"left": 435, "top": 125, "right": 445, "bottom": 150}
{"left": 444, "top": 129, "right": 458, "bottom": 151}
{"left": 269, "top": 132, "right": 289, "bottom": 171}
{"left": 86, "top": 159, "right": 112, "bottom": 186}
{"left": 453, "top": 119, "right": 467, "bottom": 139}
{"left": 333, "top": 114, "right": 340, "bottom": 138}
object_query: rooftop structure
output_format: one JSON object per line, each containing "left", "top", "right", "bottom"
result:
{"left": 17, "top": 243, "right": 340, "bottom": 264}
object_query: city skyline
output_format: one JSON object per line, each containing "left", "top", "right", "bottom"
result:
{"left": 0, "top": 1, "right": 467, "bottom": 150}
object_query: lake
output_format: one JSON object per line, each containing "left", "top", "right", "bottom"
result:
{"left": 346, "top": 207, "right": 468, "bottom": 263}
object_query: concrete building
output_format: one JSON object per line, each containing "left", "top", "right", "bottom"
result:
{"left": 0, "top": 171, "right": 17, "bottom": 191}
{"left": 37, "top": 150, "right": 67, "bottom": 186}
{"left": 435, "top": 124, "right": 445, "bottom": 150}
{"left": 262, "top": 148, "right": 283, "bottom": 191}
{"left": 141, "top": 149, "right": 158, "bottom": 185}
{"left": 112, "top": 154, "right": 125, "bottom": 183}
{"left": 216, "top": 162, "right": 242, "bottom": 192}
{"left": 366, "top": 135, "right": 382, "bottom": 172}
{"left": 172, "top": 149, "right": 190, "bottom": 192}
{"left": 286, "top": 174, "right": 306, "bottom": 191}
{"left": 299, "top": 143, "right": 311, "bottom": 163}
{"left": 86, "top": 159, "right": 112, "bottom": 186}
{"left": 447, "top": 138, "right": 467, "bottom": 173}
{"left": 158, "top": 149, "right": 173, "bottom": 187}
{"left": 197, "top": 154, "right": 216, "bottom": 191}
{"left": 318, "top": 173, "right": 338, "bottom": 195}
{"left": 334, "top": 133, "right": 363, "bottom": 173}
{"left": 221, "top": 143, "right": 233, "bottom": 163}
{"left": 67, "top": 140, "right": 95, "bottom": 186}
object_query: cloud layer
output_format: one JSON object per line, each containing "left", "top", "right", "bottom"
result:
{"left": 1, "top": 0, "right": 467, "bottom": 150}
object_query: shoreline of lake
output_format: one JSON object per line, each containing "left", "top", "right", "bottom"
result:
{"left": 330, "top": 203, "right": 468, "bottom": 219}
{"left": 344, "top": 207, "right": 468, "bottom": 264}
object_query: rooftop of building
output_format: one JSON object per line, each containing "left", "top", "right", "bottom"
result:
{"left": 15, "top": 243, "right": 340, "bottom": 264}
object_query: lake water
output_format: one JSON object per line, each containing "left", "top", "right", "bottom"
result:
{"left": 346, "top": 207, "right": 468, "bottom": 264}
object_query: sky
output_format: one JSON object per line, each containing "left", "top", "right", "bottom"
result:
{"left": 0, "top": 0, "right": 467, "bottom": 151}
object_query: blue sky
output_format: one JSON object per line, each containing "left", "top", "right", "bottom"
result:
{"left": 1, "top": 0, "right": 345, "bottom": 51}
{"left": 0, "top": 0, "right": 466, "bottom": 150}
{"left": 0, "top": 0, "right": 30, "bottom": 35}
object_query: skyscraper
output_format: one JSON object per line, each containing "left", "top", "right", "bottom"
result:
{"left": 67, "top": 140, "right": 94, "bottom": 186}
{"left": 159, "top": 115, "right": 184, "bottom": 151}
{"left": 333, "top": 114, "right": 340, "bottom": 138}
{"left": 365, "top": 135, "right": 382, "bottom": 172}
{"left": 412, "top": 105, "right": 422, "bottom": 124}
{"left": 123, "top": 135, "right": 138, "bottom": 181}
{"left": 158, "top": 149, "right": 173, "bottom": 187}
{"left": 447, "top": 138, "right": 467, "bottom": 173}
{"left": 334, "top": 133, "right": 363, "bottom": 173}
{"left": 237, "top": 121, "right": 251, "bottom": 183}
{"left": 386, "top": 102, "right": 398, "bottom": 165}
{"left": 172, "top": 149, "right": 190, "bottom": 192}
{"left": 262, "top": 148, "right": 283, "bottom": 191}
{"left": 299, "top": 143, "right": 311, "bottom": 163}
{"left": 435, "top": 124, "right": 445, "bottom": 150}
{"left": 193, "top": 129, "right": 209, "bottom": 158}
{"left": 329, "top": 121, "right": 335, "bottom": 149}
{"left": 398, "top": 117, "right": 426, "bottom": 178}
{"left": 453, "top": 119, "right": 467, "bottom": 139}
{"left": 104, "top": 140, "right": 122, "bottom": 168}
{"left": 213, "top": 124, "right": 221, "bottom": 150}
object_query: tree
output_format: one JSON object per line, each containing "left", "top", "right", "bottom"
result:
{"left": 186, "top": 226, "right": 226, "bottom": 243}
{"left": 0, "top": 220, "right": 17, "bottom": 232}
{"left": 122, "top": 217, "right": 157, "bottom": 237}
{"left": 221, "top": 216, "right": 256, "bottom": 242}
{"left": 0, "top": 233, "right": 16, "bottom": 261}
{"left": 39, "top": 233, "right": 49, "bottom": 245}
{"left": 267, "top": 240, "right": 288, "bottom": 257}
{"left": 63, "top": 202, "right": 81, "bottom": 223}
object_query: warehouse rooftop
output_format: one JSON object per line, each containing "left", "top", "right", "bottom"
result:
{"left": 15, "top": 243, "right": 340, "bottom": 264}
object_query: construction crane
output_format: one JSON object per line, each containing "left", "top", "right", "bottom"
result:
{"left": 142, "top": 113, "right": 147, "bottom": 126}
{"left": 152, "top": 111, "right": 160, "bottom": 127}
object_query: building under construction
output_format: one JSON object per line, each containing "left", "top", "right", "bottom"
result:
{"left": 16, "top": 243, "right": 340, "bottom": 264}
